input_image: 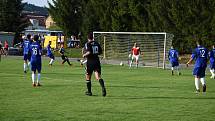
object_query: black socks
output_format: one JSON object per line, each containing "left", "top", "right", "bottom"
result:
{"left": 86, "top": 80, "right": 91, "bottom": 93}
{"left": 99, "top": 79, "right": 105, "bottom": 88}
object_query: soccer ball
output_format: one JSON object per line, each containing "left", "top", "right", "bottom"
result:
{"left": 120, "top": 61, "right": 124, "bottom": 66}
{"left": 128, "top": 54, "right": 132, "bottom": 58}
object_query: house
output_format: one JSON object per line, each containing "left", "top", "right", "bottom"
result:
{"left": 46, "top": 15, "right": 56, "bottom": 28}
{"left": 22, "top": 11, "right": 47, "bottom": 30}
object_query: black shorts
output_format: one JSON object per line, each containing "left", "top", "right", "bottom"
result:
{"left": 61, "top": 55, "right": 67, "bottom": 60}
{"left": 86, "top": 60, "right": 101, "bottom": 75}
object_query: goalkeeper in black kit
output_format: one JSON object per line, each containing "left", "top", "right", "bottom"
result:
{"left": 82, "top": 32, "right": 107, "bottom": 97}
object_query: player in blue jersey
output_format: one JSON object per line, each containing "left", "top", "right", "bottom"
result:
{"left": 46, "top": 41, "right": 55, "bottom": 66}
{"left": 22, "top": 34, "right": 32, "bottom": 73}
{"left": 30, "top": 35, "right": 42, "bottom": 87}
{"left": 82, "top": 32, "right": 106, "bottom": 96}
{"left": 168, "top": 46, "right": 181, "bottom": 75}
{"left": 186, "top": 41, "right": 208, "bottom": 93}
{"left": 209, "top": 45, "right": 215, "bottom": 79}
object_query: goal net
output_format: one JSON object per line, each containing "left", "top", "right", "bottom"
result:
{"left": 93, "top": 32, "right": 173, "bottom": 69}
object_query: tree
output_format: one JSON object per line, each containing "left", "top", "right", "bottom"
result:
{"left": 144, "top": 0, "right": 215, "bottom": 53}
{"left": 48, "top": 0, "right": 83, "bottom": 36}
{"left": 80, "top": 0, "right": 101, "bottom": 43}
{"left": 0, "top": 0, "right": 29, "bottom": 45}
{"left": 48, "top": 0, "right": 215, "bottom": 52}
{"left": 0, "top": 0, "right": 28, "bottom": 32}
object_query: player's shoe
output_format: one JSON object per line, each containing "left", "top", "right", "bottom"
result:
{"left": 178, "top": 72, "right": 181, "bottom": 76}
{"left": 102, "top": 87, "right": 106, "bottom": 97}
{"left": 24, "top": 71, "right": 27, "bottom": 74}
{"left": 32, "top": 83, "right": 36, "bottom": 87}
{"left": 195, "top": 89, "right": 200, "bottom": 94}
{"left": 171, "top": 71, "right": 174, "bottom": 75}
{"left": 85, "top": 91, "right": 92, "bottom": 96}
{"left": 49, "top": 64, "right": 52, "bottom": 66}
{"left": 210, "top": 75, "right": 215, "bottom": 79}
{"left": 36, "top": 83, "right": 42, "bottom": 87}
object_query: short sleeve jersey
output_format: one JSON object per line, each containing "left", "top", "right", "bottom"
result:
{"left": 30, "top": 41, "right": 42, "bottom": 62}
{"left": 4, "top": 42, "right": 8, "bottom": 49}
{"left": 132, "top": 47, "right": 140, "bottom": 55}
{"left": 23, "top": 39, "right": 31, "bottom": 55}
{"left": 209, "top": 49, "right": 215, "bottom": 63}
{"left": 168, "top": 49, "right": 179, "bottom": 62}
{"left": 84, "top": 40, "right": 102, "bottom": 61}
{"left": 191, "top": 46, "right": 208, "bottom": 68}
{"left": 59, "top": 47, "right": 65, "bottom": 55}
{"left": 46, "top": 44, "right": 52, "bottom": 55}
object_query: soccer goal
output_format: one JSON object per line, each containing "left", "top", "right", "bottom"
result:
{"left": 93, "top": 32, "right": 173, "bottom": 69}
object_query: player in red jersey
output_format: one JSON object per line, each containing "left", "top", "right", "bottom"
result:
{"left": 129, "top": 42, "right": 141, "bottom": 68}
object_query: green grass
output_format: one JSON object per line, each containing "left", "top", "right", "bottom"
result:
{"left": 0, "top": 56, "right": 215, "bottom": 121}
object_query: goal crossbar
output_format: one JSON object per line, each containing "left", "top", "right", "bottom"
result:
{"left": 93, "top": 31, "right": 167, "bottom": 35}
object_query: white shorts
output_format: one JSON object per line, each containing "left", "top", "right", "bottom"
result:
{"left": 132, "top": 54, "right": 140, "bottom": 61}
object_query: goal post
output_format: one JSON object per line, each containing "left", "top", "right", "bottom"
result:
{"left": 93, "top": 32, "right": 173, "bottom": 69}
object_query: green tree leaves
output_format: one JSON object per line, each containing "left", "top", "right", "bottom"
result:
{"left": 0, "top": 0, "right": 28, "bottom": 33}
{"left": 48, "top": 0, "right": 215, "bottom": 52}
{"left": 48, "top": 0, "right": 82, "bottom": 36}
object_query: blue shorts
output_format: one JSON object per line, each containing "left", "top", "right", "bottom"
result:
{"left": 193, "top": 67, "right": 206, "bottom": 78}
{"left": 48, "top": 54, "right": 55, "bottom": 59}
{"left": 210, "top": 63, "right": 215, "bottom": 69}
{"left": 31, "top": 61, "right": 42, "bottom": 72}
{"left": 171, "top": 61, "right": 179, "bottom": 67}
{"left": 23, "top": 54, "right": 31, "bottom": 61}
{"left": 210, "top": 60, "right": 215, "bottom": 69}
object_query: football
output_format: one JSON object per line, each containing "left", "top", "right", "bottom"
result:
{"left": 120, "top": 61, "right": 124, "bottom": 66}
{"left": 128, "top": 54, "right": 132, "bottom": 58}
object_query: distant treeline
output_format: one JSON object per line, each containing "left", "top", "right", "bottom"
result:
{"left": 48, "top": 0, "right": 215, "bottom": 53}
{"left": 1, "top": 0, "right": 215, "bottom": 53}
{"left": 24, "top": 3, "right": 48, "bottom": 16}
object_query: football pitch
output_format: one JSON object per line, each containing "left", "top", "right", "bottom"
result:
{"left": 0, "top": 56, "right": 215, "bottom": 121}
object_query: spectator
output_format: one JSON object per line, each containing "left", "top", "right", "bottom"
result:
{"left": 4, "top": 40, "right": 9, "bottom": 56}
{"left": 0, "top": 41, "right": 3, "bottom": 61}
{"left": 0, "top": 41, "right": 4, "bottom": 54}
